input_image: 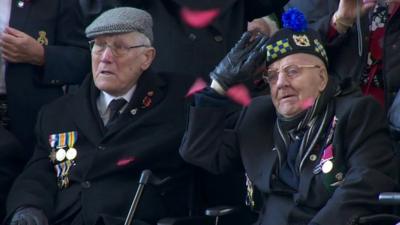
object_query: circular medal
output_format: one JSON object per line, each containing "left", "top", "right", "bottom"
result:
{"left": 56, "top": 148, "right": 66, "bottom": 162}
{"left": 66, "top": 148, "right": 77, "bottom": 160}
{"left": 322, "top": 160, "right": 333, "bottom": 174}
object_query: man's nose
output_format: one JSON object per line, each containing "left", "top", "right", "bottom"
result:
{"left": 99, "top": 46, "right": 113, "bottom": 62}
{"left": 275, "top": 72, "right": 289, "bottom": 88}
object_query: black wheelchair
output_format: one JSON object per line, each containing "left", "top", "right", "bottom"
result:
{"left": 128, "top": 168, "right": 400, "bottom": 225}
{"left": 124, "top": 169, "right": 256, "bottom": 225}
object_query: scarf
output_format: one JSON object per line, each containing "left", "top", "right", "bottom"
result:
{"left": 360, "top": 3, "right": 388, "bottom": 107}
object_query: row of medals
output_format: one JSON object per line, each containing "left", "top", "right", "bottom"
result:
{"left": 55, "top": 147, "right": 77, "bottom": 162}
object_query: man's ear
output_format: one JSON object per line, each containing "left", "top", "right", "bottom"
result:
{"left": 140, "top": 47, "right": 156, "bottom": 71}
{"left": 318, "top": 68, "right": 328, "bottom": 92}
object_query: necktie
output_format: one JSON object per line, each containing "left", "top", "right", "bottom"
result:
{"left": 106, "top": 98, "right": 127, "bottom": 129}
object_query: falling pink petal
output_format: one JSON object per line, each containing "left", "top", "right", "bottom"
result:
{"left": 186, "top": 78, "right": 207, "bottom": 97}
{"left": 300, "top": 97, "right": 315, "bottom": 110}
{"left": 180, "top": 7, "right": 220, "bottom": 28}
{"left": 117, "top": 157, "right": 135, "bottom": 167}
{"left": 226, "top": 84, "right": 251, "bottom": 106}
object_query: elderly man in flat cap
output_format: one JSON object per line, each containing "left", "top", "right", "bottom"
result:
{"left": 5, "top": 7, "right": 195, "bottom": 225}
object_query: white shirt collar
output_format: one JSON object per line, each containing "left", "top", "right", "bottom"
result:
{"left": 97, "top": 85, "right": 136, "bottom": 124}
{"left": 102, "top": 86, "right": 136, "bottom": 109}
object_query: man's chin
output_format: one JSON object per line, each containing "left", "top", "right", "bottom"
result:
{"left": 94, "top": 81, "right": 116, "bottom": 94}
{"left": 278, "top": 105, "right": 302, "bottom": 118}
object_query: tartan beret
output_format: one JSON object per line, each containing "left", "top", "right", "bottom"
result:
{"left": 265, "top": 8, "right": 328, "bottom": 67}
{"left": 85, "top": 7, "right": 153, "bottom": 43}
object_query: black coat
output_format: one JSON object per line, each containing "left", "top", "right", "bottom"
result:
{"left": 0, "top": 127, "right": 23, "bottom": 221}
{"left": 6, "top": 71, "right": 194, "bottom": 225}
{"left": 80, "top": 0, "right": 287, "bottom": 79}
{"left": 180, "top": 88, "right": 397, "bottom": 225}
{"left": 6, "top": 0, "right": 91, "bottom": 158}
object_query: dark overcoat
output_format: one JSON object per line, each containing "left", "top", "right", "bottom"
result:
{"left": 180, "top": 89, "right": 397, "bottom": 225}
{"left": 6, "top": 71, "right": 194, "bottom": 225}
{"left": 6, "top": 0, "right": 90, "bottom": 157}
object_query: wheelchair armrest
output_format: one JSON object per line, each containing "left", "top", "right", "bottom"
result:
{"left": 157, "top": 216, "right": 214, "bottom": 225}
{"left": 204, "top": 206, "right": 237, "bottom": 217}
{"left": 357, "top": 214, "right": 400, "bottom": 225}
{"left": 379, "top": 192, "right": 400, "bottom": 205}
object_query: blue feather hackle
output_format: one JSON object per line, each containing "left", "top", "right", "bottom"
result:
{"left": 282, "top": 8, "right": 308, "bottom": 32}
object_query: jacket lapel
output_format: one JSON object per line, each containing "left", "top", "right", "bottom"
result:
{"left": 9, "top": 0, "right": 31, "bottom": 29}
{"left": 67, "top": 75, "right": 104, "bottom": 145}
{"left": 240, "top": 97, "right": 278, "bottom": 193}
{"left": 250, "top": 122, "right": 277, "bottom": 193}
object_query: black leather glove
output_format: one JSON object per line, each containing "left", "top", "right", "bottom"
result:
{"left": 10, "top": 207, "right": 48, "bottom": 225}
{"left": 388, "top": 90, "right": 400, "bottom": 141}
{"left": 210, "top": 32, "right": 268, "bottom": 92}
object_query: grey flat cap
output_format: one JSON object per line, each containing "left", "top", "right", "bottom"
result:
{"left": 85, "top": 7, "right": 153, "bottom": 43}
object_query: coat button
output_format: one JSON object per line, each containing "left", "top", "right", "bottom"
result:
{"left": 188, "top": 33, "right": 197, "bottom": 41}
{"left": 309, "top": 154, "right": 317, "bottom": 161}
{"left": 214, "top": 35, "right": 223, "bottom": 42}
{"left": 335, "top": 172, "right": 344, "bottom": 180}
{"left": 81, "top": 181, "right": 91, "bottom": 189}
{"left": 98, "top": 145, "right": 106, "bottom": 151}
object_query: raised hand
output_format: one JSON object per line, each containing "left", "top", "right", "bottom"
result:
{"left": 210, "top": 32, "right": 268, "bottom": 93}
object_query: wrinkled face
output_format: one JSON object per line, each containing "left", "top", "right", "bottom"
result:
{"left": 267, "top": 53, "right": 328, "bottom": 118}
{"left": 91, "top": 32, "right": 155, "bottom": 96}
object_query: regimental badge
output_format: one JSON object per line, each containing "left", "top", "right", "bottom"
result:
{"left": 48, "top": 131, "right": 78, "bottom": 189}
{"left": 293, "top": 34, "right": 310, "bottom": 47}
{"left": 37, "top": 31, "right": 49, "bottom": 45}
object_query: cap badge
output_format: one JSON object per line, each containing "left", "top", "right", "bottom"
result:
{"left": 293, "top": 34, "right": 310, "bottom": 47}
{"left": 37, "top": 31, "right": 49, "bottom": 45}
